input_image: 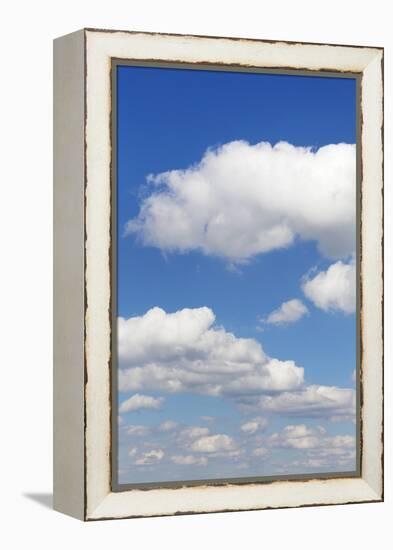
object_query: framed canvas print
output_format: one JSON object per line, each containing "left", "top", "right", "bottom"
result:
{"left": 53, "top": 28, "right": 384, "bottom": 520}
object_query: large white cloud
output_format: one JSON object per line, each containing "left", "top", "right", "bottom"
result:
{"left": 302, "top": 260, "right": 356, "bottom": 313}
{"left": 126, "top": 140, "right": 356, "bottom": 262}
{"left": 118, "top": 306, "right": 304, "bottom": 397}
{"left": 248, "top": 385, "right": 355, "bottom": 419}
{"left": 264, "top": 299, "right": 308, "bottom": 325}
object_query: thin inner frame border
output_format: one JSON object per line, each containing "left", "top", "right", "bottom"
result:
{"left": 110, "top": 58, "right": 362, "bottom": 492}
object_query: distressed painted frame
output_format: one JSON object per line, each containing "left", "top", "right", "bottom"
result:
{"left": 53, "top": 28, "right": 383, "bottom": 521}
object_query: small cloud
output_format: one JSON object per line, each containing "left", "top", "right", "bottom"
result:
{"left": 226, "top": 262, "right": 244, "bottom": 275}
{"left": 171, "top": 455, "right": 207, "bottom": 466}
{"left": 128, "top": 447, "right": 138, "bottom": 457}
{"left": 263, "top": 299, "right": 308, "bottom": 325}
{"left": 134, "top": 449, "right": 164, "bottom": 465}
{"left": 240, "top": 417, "right": 268, "bottom": 434}
{"left": 119, "top": 393, "right": 163, "bottom": 413}
{"left": 302, "top": 260, "right": 355, "bottom": 314}
{"left": 252, "top": 447, "right": 268, "bottom": 458}
{"left": 191, "top": 434, "right": 235, "bottom": 453}
{"left": 243, "top": 384, "right": 355, "bottom": 420}
{"left": 158, "top": 420, "right": 178, "bottom": 432}
{"left": 127, "top": 425, "right": 151, "bottom": 436}
{"left": 179, "top": 426, "right": 210, "bottom": 439}
{"left": 267, "top": 423, "right": 355, "bottom": 454}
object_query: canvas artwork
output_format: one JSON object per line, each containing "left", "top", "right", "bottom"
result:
{"left": 114, "top": 63, "right": 359, "bottom": 487}
{"left": 54, "top": 29, "right": 383, "bottom": 520}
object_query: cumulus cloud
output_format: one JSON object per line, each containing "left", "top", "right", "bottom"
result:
{"left": 264, "top": 299, "right": 308, "bottom": 325}
{"left": 268, "top": 424, "right": 325, "bottom": 449}
{"left": 240, "top": 417, "right": 268, "bottom": 434}
{"left": 252, "top": 447, "right": 268, "bottom": 458}
{"left": 134, "top": 449, "right": 164, "bottom": 465}
{"left": 118, "top": 308, "right": 354, "bottom": 422}
{"left": 128, "top": 447, "right": 137, "bottom": 457}
{"left": 126, "top": 140, "right": 355, "bottom": 263}
{"left": 118, "top": 307, "right": 304, "bottom": 397}
{"left": 291, "top": 451, "right": 356, "bottom": 470}
{"left": 158, "top": 420, "right": 179, "bottom": 432}
{"left": 121, "top": 419, "right": 355, "bottom": 478}
{"left": 171, "top": 455, "right": 208, "bottom": 466}
{"left": 191, "top": 434, "right": 235, "bottom": 453}
{"left": 179, "top": 426, "right": 210, "bottom": 439}
{"left": 245, "top": 385, "right": 355, "bottom": 419}
{"left": 302, "top": 260, "right": 356, "bottom": 314}
{"left": 267, "top": 424, "right": 356, "bottom": 467}
{"left": 126, "top": 424, "right": 151, "bottom": 436}
{"left": 119, "top": 393, "right": 163, "bottom": 413}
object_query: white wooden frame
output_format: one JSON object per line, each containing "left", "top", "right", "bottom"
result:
{"left": 53, "top": 28, "right": 384, "bottom": 521}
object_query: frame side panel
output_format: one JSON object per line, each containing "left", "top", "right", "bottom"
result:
{"left": 360, "top": 52, "right": 384, "bottom": 498}
{"left": 53, "top": 29, "right": 86, "bottom": 520}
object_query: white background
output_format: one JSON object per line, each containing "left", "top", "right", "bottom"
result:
{"left": 0, "top": 1, "right": 391, "bottom": 548}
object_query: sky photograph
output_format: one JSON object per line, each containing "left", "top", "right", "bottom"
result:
{"left": 115, "top": 64, "right": 357, "bottom": 485}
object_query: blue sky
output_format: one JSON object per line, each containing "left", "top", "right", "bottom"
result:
{"left": 116, "top": 64, "right": 357, "bottom": 484}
